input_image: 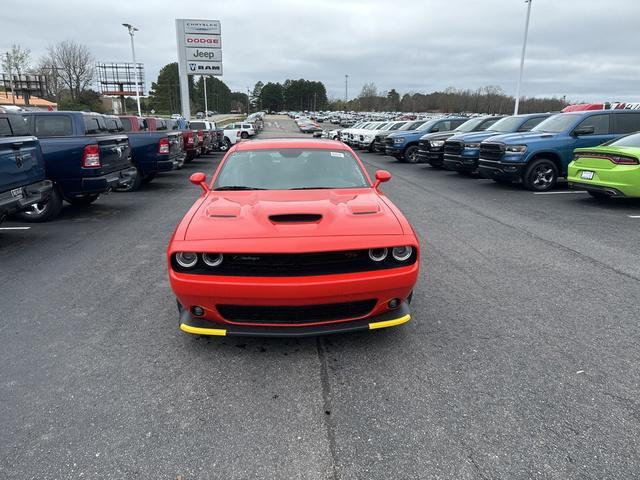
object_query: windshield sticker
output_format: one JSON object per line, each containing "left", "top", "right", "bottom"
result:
{"left": 330, "top": 152, "right": 345, "bottom": 158}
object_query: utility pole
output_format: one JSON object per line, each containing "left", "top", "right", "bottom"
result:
{"left": 246, "top": 87, "right": 251, "bottom": 115}
{"left": 203, "top": 76, "right": 208, "bottom": 116}
{"left": 345, "top": 74, "right": 349, "bottom": 107}
{"left": 514, "top": 0, "right": 532, "bottom": 115}
{"left": 122, "top": 23, "right": 142, "bottom": 117}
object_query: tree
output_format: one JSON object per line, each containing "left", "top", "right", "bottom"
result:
{"left": 252, "top": 81, "right": 264, "bottom": 110}
{"left": 230, "top": 92, "right": 249, "bottom": 113}
{"left": 1, "top": 44, "right": 31, "bottom": 76}
{"left": 259, "top": 82, "right": 284, "bottom": 112}
{"left": 386, "top": 89, "right": 400, "bottom": 111}
{"left": 41, "top": 40, "right": 94, "bottom": 101}
{"left": 58, "top": 89, "right": 106, "bottom": 113}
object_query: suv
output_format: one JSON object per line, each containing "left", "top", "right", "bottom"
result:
{"left": 443, "top": 113, "right": 552, "bottom": 174}
{"left": 227, "top": 122, "right": 256, "bottom": 139}
{"left": 385, "top": 118, "right": 467, "bottom": 163}
{"left": 478, "top": 110, "right": 640, "bottom": 191}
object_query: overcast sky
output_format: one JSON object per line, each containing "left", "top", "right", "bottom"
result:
{"left": 3, "top": 0, "right": 640, "bottom": 103}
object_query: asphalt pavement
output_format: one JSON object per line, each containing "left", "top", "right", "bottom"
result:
{"left": 1, "top": 115, "right": 639, "bottom": 479}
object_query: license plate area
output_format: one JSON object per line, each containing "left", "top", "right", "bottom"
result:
{"left": 581, "top": 170, "right": 594, "bottom": 180}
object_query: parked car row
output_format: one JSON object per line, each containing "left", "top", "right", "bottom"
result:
{"left": 337, "top": 107, "right": 640, "bottom": 197}
{"left": 0, "top": 111, "right": 254, "bottom": 223}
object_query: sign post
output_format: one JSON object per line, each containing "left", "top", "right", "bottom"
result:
{"left": 175, "top": 19, "right": 222, "bottom": 119}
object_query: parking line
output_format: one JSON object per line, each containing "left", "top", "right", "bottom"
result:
{"left": 533, "top": 191, "right": 587, "bottom": 195}
{"left": 0, "top": 226, "right": 31, "bottom": 230}
{"left": 628, "top": 215, "right": 640, "bottom": 218}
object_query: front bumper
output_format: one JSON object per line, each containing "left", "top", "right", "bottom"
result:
{"left": 179, "top": 300, "right": 411, "bottom": 337}
{"left": 385, "top": 145, "right": 404, "bottom": 156}
{"left": 443, "top": 153, "right": 479, "bottom": 172}
{"left": 0, "top": 179, "right": 53, "bottom": 217}
{"left": 478, "top": 159, "right": 526, "bottom": 181}
{"left": 81, "top": 166, "right": 138, "bottom": 193}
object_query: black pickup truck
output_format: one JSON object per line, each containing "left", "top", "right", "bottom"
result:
{"left": 0, "top": 113, "right": 52, "bottom": 223}
{"left": 20, "top": 111, "right": 136, "bottom": 221}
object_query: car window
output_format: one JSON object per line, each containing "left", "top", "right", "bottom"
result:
{"left": 35, "top": 115, "right": 73, "bottom": 136}
{"left": 575, "top": 114, "right": 610, "bottom": 135}
{"left": 0, "top": 118, "right": 12, "bottom": 136}
{"left": 519, "top": 116, "right": 546, "bottom": 131}
{"left": 84, "top": 116, "right": 108, "bottom": 134}
{"left": 214, "top": 149, "right": 369, "bottom": 190}
{"left": 609, "top": 132, "right": 640, "bottom": 147}
{"left": 479, "top": 117, "right": 501, "bottom": 130}
{"left": 120, "top": 118, "right": 132, "bottom": 131}
{"left": 450, "top": 119, "right": 467, "bottom": 129}
{"left": 140, "top": 119, "right": 149, "bottom": 131}
{"left": 611, "top": 113, "right": 640, "bottom": 134}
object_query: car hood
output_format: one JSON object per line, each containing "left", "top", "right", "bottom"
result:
{"left": 387, "top": 130, "right": 419, "bottom": 139}
{"left": 447, "top": 131, "right": 505, "bottom": 143}
{"left": 419, "top": 130, "right": 457, "bottom": 141}
{"left": 185, "top": 189, "right": 403, "bottom": 240}
{"left": 482, "top": 131, "right": 556, "bottom": 145}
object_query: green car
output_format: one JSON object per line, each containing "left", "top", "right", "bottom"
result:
{"left": 568, "top": 132, "right": 640, "bottom": 198}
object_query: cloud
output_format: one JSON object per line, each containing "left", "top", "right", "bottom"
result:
{"left": 2, "top": 0, "right": 639, "bottom": 102}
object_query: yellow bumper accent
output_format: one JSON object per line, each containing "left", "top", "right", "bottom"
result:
{"left": 180, "top": 323, "right": 227, "bottom": 336}
{"left": 368, "top": 314, "right": 411, "bottom": 330}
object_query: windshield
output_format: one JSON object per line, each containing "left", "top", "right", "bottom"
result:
{"left": 389, "top": 122, "right": 407, "bottom": 130}
{"left": 214, "top": 149, "right": 369, "bottom": 190}
{"left": 532, "top": 114, "right": 576, "bottom": 133}
{"left": 399, "top": 120, "right": 426, "bottom": 131}
{"left": 190, "top": 122, "right": 207, "bottom": 130}
{"left": 454, "top": 117, "right": 485, "bottom": 133}
{"left": 608, "top": 132, "right": 640, "bottom": 147}
{"left": 488, "top": 116, "right": 523, "bottom": 133}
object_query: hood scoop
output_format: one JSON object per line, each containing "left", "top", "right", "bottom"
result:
{"left": 269, "top": 213, "right": 322, "bottom": 223}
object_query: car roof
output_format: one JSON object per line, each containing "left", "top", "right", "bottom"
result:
{"left": 233, "top": 138, "right": 350, "bottom": 151}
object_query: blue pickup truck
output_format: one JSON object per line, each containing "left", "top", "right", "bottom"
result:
{"left": 0, "top": 113, "right": 52, "bottom": 223}
{"left": 443, "top": 113, "right": 552, "bottom": 174}
{"left": 107, "top": 115, "right": 181, "bottom": 191}
{"left": 385, "top": 117, "right": 468, "bottom": 163}
{"left": 478, "top": 110, "right": 640, "bottom": 191}
{"left": 19, "top": 111, "right": 136, "bottom": 221}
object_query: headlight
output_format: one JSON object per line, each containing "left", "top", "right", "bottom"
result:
{"left": 392, "top": 246, "right": 413, "bottom": 262}
{"left": 202, "top": 253, "right": 223, "bottom": 267}
{"left": 393, "top": 137, "right": 405, "bottom": 144}
{"left": 505, "top": 145, "right": 527, "bottom": 153}
{"left": 368, "top": 248, "right": 388, "bottom": 262}
{"left": 430, "top": 140, "right": 444, "bottom": 147}
{"left": 465, "top": 142, "right": 481, "bottom": 149}
{"left": 175, "top": 252, "right": 198, "bottom": 268}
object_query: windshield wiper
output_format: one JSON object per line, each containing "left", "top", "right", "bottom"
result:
{"left": 289, "top": 186, "right": 334, "bottom": 190}
{"left": 214, "top": 185, "right": 266, "bottom": 191}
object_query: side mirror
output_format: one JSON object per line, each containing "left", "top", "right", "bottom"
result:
{"left": 431, "top": 127, "right": 439, "bottom": 133}
{"left": 373, "top": 169, "right": 392, "bottom": 189}
{"left": 573, "top": 126, "right": 595, "bottom": 136}
{"left": 190, "top": 172, "right": 210, "bottom": 192}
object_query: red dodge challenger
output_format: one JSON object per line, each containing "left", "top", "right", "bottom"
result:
{"left": 167, "top": 138, "right": 420, "bottom": 337}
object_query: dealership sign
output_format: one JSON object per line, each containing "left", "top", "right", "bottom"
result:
{"left": 176, "top": 19, "right": 222, "bottom": 77}
{"left": 176, "top": 18, "right": 223, "bottom": 118}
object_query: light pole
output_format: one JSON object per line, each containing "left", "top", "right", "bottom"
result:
{"left": 514, "top": 0, "right": 533, "bottom": 115}
{"left": 344, "top": 74, "right": 349, "bottom": 108}
{"left": 203, "top": 76, "right": 208, "bottom": 116}
{"left": 122, "top": 23, "right": 142, "bottom": 117}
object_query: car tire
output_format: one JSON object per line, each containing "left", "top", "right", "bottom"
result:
{"left": 405, "top": 146, "right": 419, "bottom": 164}
{"left": 65, "top": 193, "right": 100, "bottom": 206}
{"left": 116, "top": 166, "right": 144, "bottom": 192}
{"left": 16, "top": 184, "right": 63, "bottom": 222}
{"left": 241, "top": 132, "right": 249, "bottom": 139}
{"left": 523, "top": 158, "right": 558, "bottom": 192}
{"left": 220, "top": 139, "right": 230, "bottom": 152}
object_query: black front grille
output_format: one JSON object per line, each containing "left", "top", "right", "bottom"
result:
{"left": 217, "top": 299, "right": 377, "bottom": 324}
{"left": 171, "top": 248, "right": 417, "bottom": 276}
{"left": 418, "top": 140, "right": 430, "bottom": 150}
{"left": 385, "top": 137, "right": 395, "bottom": 146}
{"left": 480, "top": 142, "right": 505, "bottom": 161}
{"left": 444, "top": 140, "right": 463, "bottom": 155}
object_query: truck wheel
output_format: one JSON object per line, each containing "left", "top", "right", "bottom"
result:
{"left": 141, "top": 173, "right": 156, "bottom": 185}
{"left": 65, "top": 194, "right": 100, "bottom": 206}
{"left": 241, "top": 131, "right": 249, "bottom": 139}
{"left": 116, "top": 166, "right": 143, "bottom": 192}
{"left": 220, "top": 139, "right": 231, "bottom": 151}
{"left": 405, "top": 146, "right": 419, "bottom": 163}
{"left": 523, "top": 159, "right": 558, "bottom": 192}
{"left": 16, "top": 185, "right": 63, "bottom": 222}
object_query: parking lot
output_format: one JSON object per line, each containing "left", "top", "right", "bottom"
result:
{"left": 1, "top": 115, "right": 640, "bottom": 479}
